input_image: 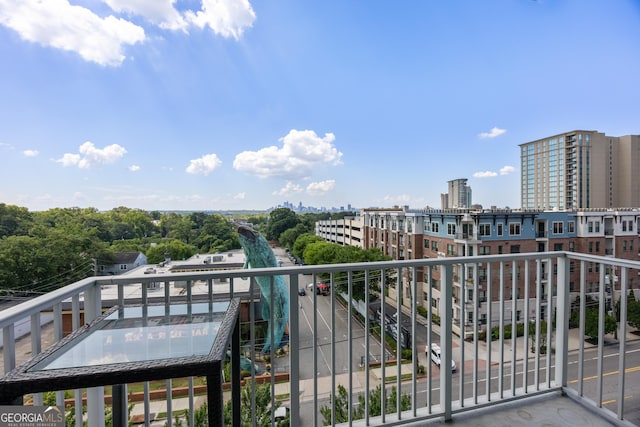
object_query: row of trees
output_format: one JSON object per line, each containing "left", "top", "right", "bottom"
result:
{"left": 0, "top": 203, "right": 246, "bottom": 295}
{"left": 0, "top": 203, "right": 365, "bottom": 298}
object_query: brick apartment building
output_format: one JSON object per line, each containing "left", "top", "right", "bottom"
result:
{"left": 316, "top": 206, "right": 640, "bottom": 336}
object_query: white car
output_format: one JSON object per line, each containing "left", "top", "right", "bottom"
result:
{"left": 428, "top": 343, "right": 456, "bottom": 371}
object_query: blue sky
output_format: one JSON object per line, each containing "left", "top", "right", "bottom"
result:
{"left": 1, "top": 1, "right": 639, "bottom": 212}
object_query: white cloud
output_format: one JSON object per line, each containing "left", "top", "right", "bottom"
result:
{"left": 233, "top": 192, "right": 245, "bottom": 200}
{"left": 185, "top": 0, "right": 256, "bottom": 40}
{"left": 500, "top": 165, "right": 515, "bottom": 175}
{"left": 272, "top": 181, "right": 303, "bottom": 196}
{"left": 0, "top": 0, "right": 145, "bottom": 67}
{"left": 129, "top": 164, "right": 141, "bottom": 172}
{"left": 55, "top": 141, "right": 127, "bottom": 168}
{"left": 234, "top": 129, "right": 343, "bottom": 179}
{"left": 105, "top": 0, "right": 188, "bottom": 31}
{"left": 185, "top": 153, "right": 222, "bottom": 175}
{"left": 473, "top": 171, "right": 498, "bottom": 178}
{"left": 23, "top": 149, "right": 39, "bottom": 157}
{"left": 306, "top": 180, "right": 335, "bottom": 196}
{"left": 0, "top": 0, "right": 255, "bottom": 66}
{"left": 478, "top": 127, "right": 507, "bottom": 139}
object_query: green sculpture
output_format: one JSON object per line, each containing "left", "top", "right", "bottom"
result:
{"left": 237, "top": 225, "right": 289, "bottom": 353}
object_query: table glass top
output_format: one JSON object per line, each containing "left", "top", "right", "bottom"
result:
{"left": 31, "top": 301, "right": 231, "bottom": 371}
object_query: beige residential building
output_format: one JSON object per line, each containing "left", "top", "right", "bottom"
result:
{"left": 520, "top": 130, "right": 640, "bottom": 210}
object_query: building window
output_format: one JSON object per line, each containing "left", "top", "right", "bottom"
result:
{"left": 588, "top": 221, "right": 593, "bottom": 233}
{"left": 120, "top": 264, "right": 127, "bottom": 270}
{"left": 595, "top": 241, "right": 600, "bottom": 252}
{"left": 498, "top": 245, "right": 503, "bottom": 254}
{"left": 424, "top": 239, "right": 430, "bottom": 249}
{"left": 479, "top": 223, "right": 491, "bottom": 236}
{"left": 447, "top": 223, "right": 456, "bottom": 235}
{"left": 554, "top": 243, "right": 564, "bottom": 251}
{"left": 447, "top": 244, "right": 456, "bottom": 255}
{"left": 424, "top": 222, "right": 431, "bottom": 232}
{"left": 497, "top": 223, "right": 504, "bottom": 236}
{"left": 432, "top": 222, "right": 439, "bottom": 233}
{"left": 623, "top": 221, "right": 627, "bottom": 232}
{"left": 510, "top": 245, "right": 520, "bottom": 253}
{"left": 595, "top": 222, "right": 600, "bottom": 232}
{"left": 431, "top": 241, "right": 439, "bottom": 251}
{"left": 623, "top": 240, "right": 627, "bottom": 251}
{"left": 569, "top": 241, "right": 575, "bottom": 252}
{"left": 589, "top": 241, "right": 593, "bottom": 253}
{"left": 552, "top": 221, "right": 563, "bottom": 234}
{"left": 509, "top": 223, "right": 521, "bottom": 236}
{"left": 568, "top": 221, "right": 575, "bottom": 233}
{"left": 479, "top": 246, "right": 491, "bottom": 255}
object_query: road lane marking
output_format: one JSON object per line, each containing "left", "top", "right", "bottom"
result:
{"left": 568, "top": 365, "right": 640, "bottom": 384}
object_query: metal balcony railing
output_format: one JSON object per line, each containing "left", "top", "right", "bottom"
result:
{"left": 1, "top": 252, "right": 639, "bottom": 426}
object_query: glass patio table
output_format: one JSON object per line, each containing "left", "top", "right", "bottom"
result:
{"left": 0, "top": 299, "right": 241, "bottom": 427}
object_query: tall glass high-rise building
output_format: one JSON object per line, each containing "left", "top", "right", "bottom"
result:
{"left": 520, "top": 130, "right": 640, "bottom": 210}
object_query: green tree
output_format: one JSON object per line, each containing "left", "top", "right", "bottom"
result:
{"left": 223, "top": 383, "right": 289, "bottom": 426}
{"left": 278, "top": 223, "right": 308, "bottom": 250}
{"left": 146, "top": 240, "right": 197, "bottom": 263}
{"left": 584, "top": 307, "right": 617, "bottom": 341}
{"left": 303, "top": 241, "right": 390, "bottom": 301}
{"left": 265, "top": 208, "right": 298, "bottom": 241}
{"left": 292, "top": 233, "right": 323, "bottom": 260}
{"left": 192, "top": 214, "right": 239, "bottom": 253}
{"left": 0, "top": 203, "right": 33, "bottom": 238}
{"left": 625, "top": 290, "right": 640, "bottom": 329}
{"left": 321, "top": 384, "right": 409, "bottom": 425}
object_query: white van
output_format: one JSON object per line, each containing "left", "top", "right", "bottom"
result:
{"left": 428, "top": 343, "right": 456, "bottom": 371}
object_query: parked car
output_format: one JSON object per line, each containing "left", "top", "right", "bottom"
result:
{"left": 428, "top": 343, "right": 456, "bottom": 371}
{"left": 298, "top": 287, "right": 306, "bottom": 296}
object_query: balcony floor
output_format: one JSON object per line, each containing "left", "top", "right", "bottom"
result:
{"left": 416, "top": 392, "right": 617, "bottom": 427}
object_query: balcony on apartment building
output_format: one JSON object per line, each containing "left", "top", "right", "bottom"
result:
{"left": 1, "top": 252, "right": 639, "bottom": 426}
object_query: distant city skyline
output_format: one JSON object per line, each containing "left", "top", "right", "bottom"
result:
{"left": 1, "top": 2, "right": 639, "bottom": 212}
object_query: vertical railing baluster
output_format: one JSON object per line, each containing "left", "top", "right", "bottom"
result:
{"left": 510, "top": 260, "right": 517, "bottom": 396}
{"left": 472, "top": 261, "right": 479, "bottom": 405}
{"left": 440, "top": 263, "right": 453, "bottom": 421}
{"left": 411, "top": 267, "right": 418, "bottom": 417}
{"left": 555, "top": 255, "right": 569, "bottom": 389}
{"left": 85, "top": 284, "right": 104, "bottom": 427}
{"left": 486, "top": 262, "right": 492, "bottom": 401}
{"left": 459, "top": 262, "right": 465, "bottom": 406}
{"left": 617, "top": 267, "right": 628, "bottom": 421}
{"left": 523, "top": 261, "right": 530, "bottom": 394}
{"left": 498, "top": 261, "right": 505, "bottom": 399}
{"left": 364, "top": 269, "right": 371, "bottom": 426}
{"left": 312, "top": 273, "right": 318, "bottom": 427}
{"left": 427, "top": 265, "right": 433, "bottom": 413}
{"left": 289, "top": 272, "right": 300, "bottom": 427}
{"left": 535, "top": 259, "right": 541, "bottom": 391}
{"left": 545, "top": 258, "right": 553, "bottom": 389}
{"left": 578, "top": 261, "right": 586, "bottom": 396}
{"left": 330, "top": 271, "right": 336, "bottom": 427}
{"left": 396, "top": 267, "right": 402, "bottom": 420}
{"left": 30, "top": 312, "right": 42, "bottom": 406}
{"left": 381, "top": 270, "right": 386, "bottom": 424}
{"left": 596, "top": 265, "right": 606, "bottom": 406}
{"left": 347, "top": 270, "right": 353, "bottom": 426}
